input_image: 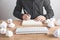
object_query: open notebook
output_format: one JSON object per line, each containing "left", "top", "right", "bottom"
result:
{"left": 16, "top": 27, "right": 49, "bottom": 34}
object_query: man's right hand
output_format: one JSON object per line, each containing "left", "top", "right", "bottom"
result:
{"left": 22, "top": 14, "right": 31, "bottom": 20}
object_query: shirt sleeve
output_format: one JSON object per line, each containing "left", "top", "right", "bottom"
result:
{"left": 13, "top": 0, "right": 23, "bottom": 20}
{"left": 43, "top": 0, "right": 54, "bottom": 19}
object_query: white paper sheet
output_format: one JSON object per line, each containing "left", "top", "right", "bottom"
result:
{"left": 22, "top": 20, "right": 42, "bottom": 26}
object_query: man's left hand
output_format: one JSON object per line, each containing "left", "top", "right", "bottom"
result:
{"left": 34, "top": 15, "right": 46, "bottom": 23}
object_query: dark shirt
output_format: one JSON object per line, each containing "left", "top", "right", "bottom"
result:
{"left": 13, "top": 0, "right": 54, "bottom": 20}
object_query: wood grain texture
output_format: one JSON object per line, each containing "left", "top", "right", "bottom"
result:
{"left": 0, "top": 20, "right": 60, "bottom": 40}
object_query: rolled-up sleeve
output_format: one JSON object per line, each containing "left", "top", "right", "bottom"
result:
{"left": 43, "top": 0, "right": 54, "bottom": 19}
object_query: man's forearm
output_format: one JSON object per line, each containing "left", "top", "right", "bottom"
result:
{"left": 13, "top": 0, "right": 23, "bottom": 20}
{"left": 43, "top": 0, "right": 54, "bottom": 19}
{"left": 13, "top": 8, "right": 23, "bottom": 20}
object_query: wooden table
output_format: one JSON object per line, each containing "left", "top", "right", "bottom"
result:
{"left": 0, "top": 20, "right": 60, "bottom": 40}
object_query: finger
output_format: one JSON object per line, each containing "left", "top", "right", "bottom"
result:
{"left": 25, "top": 16, "right": 31, "bottom": 20}
{"left": 34, "top": 18, "right": 40, "bottom": 21}
{"left": 41, "top": 19, "right": 46, "bottom": 23}
{"left": 25, "top": 14, "right": 31, "bottom": 17}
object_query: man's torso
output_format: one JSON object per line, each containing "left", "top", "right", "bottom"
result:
{"left": 21, "top": 0, "right": 44, "bottom": 19}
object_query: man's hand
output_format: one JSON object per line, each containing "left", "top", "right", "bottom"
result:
{"left": 34, "top": 15, "right": 46, "bottom": 23}
{"left": 22, "top": 14, "right": 31, "bottom": 20}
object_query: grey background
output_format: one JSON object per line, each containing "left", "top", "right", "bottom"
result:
{"left": 0, "top": 0, "right": 60, "bottom": 20}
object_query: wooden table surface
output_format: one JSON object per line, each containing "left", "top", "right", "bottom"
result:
{"left": 0, "top": 20, "right": 60, "bottom": 40}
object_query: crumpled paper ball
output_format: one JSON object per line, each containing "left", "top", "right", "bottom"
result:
{"left": 50, "top": 18, "right": 56, "bottom": 22}
{"left": 45, "top": 19, "right": 51, "bottom": 23}
{"left": 56, "top": 19, "right": 60, "bottom": 25}
{"left": 7, "top": 19, "right": 13, "bottom": 24}
{"left": 6, "top": 30, "right": 13, "bottom": 37}
{"left": 8, "top": 23, "right": 15, "bottom": 28}
{"left": 45, "top": 18, "right": 55, "bottom": 28}
{"left": 0, "top": 21, "right": 7, "bottom": 28}
{"left": 45, "top": 18, "right": 56, "bottom": 24}
{"left": 0, "top": 28, "right": 7, "bottom": 34}
{"left": 47, "top": 22, "right": 55, "bottom": 28}
{"left": 53, "top": 29, "right": 60, "bottom": 38}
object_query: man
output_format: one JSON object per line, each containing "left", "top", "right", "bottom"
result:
{"left": 13, "top": 0, "right": 54, "bottom": 22}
